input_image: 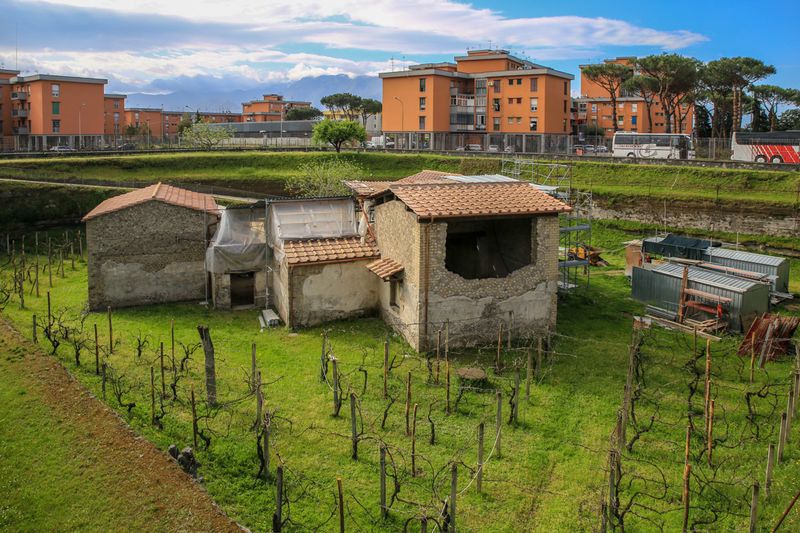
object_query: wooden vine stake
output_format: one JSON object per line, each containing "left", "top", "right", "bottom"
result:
{"left": 682, "top": 462, "right": 691, "bottom": 533}
{"left": 272, "top": 465, "right": 283, "bottom": 532}
{"left": 496, "top": 321, "right": 503, "bottom": 372}
{"left": 707, "top": 399, "right": 715, "bottom": 466}
{"left": 411, "top": 403, "right": 418, "bottom": 476}
{"left": 160, "top": 341, "right": 166, "bottom": 399}
{"left": 350, "top": 393, "right": 358, "bottom": 460}
{"left": 477, "top": 421, "right": 485, "bottom": 493}
{"left": 496, "top": 391, "right": 502, "bottom": 458}
{"left": 337, "top": 478, "right": 345, "bottom": 533}
{"left": 445, "top": 360, "right": 451, "bottom": 415}
{"left": 750, "top": 341, "right": 756, "bottom": 383}
{"left": 778, "top": 412, "right": 787, "bottom": 462}
{"left": 748, "top": 481, "right": 759, "bottom": 533}
{"left": 191, "top": 386, "right": 198, "bottom": 450}
{"left": 449, "top": 463, "right": 457, "bottom": 533}
{"left": 765, "top": 443, "right": 775, "bottom": 499}
{"left": 379, "top": 445, "right": 387, "bottom": 519}
{"left": 436, "top": 329, "right": 441, "bottom": 384}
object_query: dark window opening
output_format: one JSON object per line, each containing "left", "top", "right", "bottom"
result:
{"left": 231, "top": 272, "right": 255, "bottom": 307}
{"left": 445, "top": 219, "right": 533, "bottom": 279}
{"left": 389, "top": 277, "right": 403, "bottom": 309}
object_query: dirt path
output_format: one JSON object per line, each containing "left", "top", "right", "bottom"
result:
{"left": 0, "top": 319, "right": 245, "bottom": 533}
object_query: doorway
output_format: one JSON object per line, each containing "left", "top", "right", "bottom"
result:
{"left": 230, "top": 272, "right": 255, "bottom": 308}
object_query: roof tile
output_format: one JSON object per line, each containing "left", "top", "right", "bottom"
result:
{"left": 366, "top": 257, "right": 404, "bottom": 280}
{"left": 283, "top": 236, "right": 379, "bottom": 266}
{"left": 82, "top": 182, "right": 220, "bottom": 221}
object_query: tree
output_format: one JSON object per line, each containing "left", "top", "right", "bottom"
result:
{"left": 707, "top": 57, "right": 775, "bottom": 133}
{"left": 635, "top": 54, "right": 701, "bottom": 133}
{"left": 777, "top": 109, "right": 800, "bottom": 131}
{"left": 357, "top": 98, "right": 382, "bottom": 126}
{"left": 284, "top": 106, "right": 323, "bottom": 121}
{"left": 623, "top": 75, "right": 659, "bottom": 132}
{"left": 751, "top": 85, "right": 798, "bottom": 131}
{"left": 124, "top": 124, "right": 151, "bottom": 136}
{"left": 284, "top": 158, "right": 363, "bottom": 198}
{"left": 183, "top": 120, "right": 234, "bottom": 150}
{"left": 581, "top": 62, "right": 632, "bottom": 132}
{"left": 312, "top": 119, "right": 367, "bottom": 152}
{"left": 320, "top": 93, "right": 363, "bottom": 120}
{"left": 693, "top": 105, "right": 712, "bottom": 138}
{"left": 177, "top": 113, "right": 195, "bottom": 135}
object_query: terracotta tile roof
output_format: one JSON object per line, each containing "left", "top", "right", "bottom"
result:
{"left": 366, "top": 258, "right": 404, "bottom": 281}
{"left": 343, "top": 170, "right": 462, "bottom": 198}
{"left": 283, "top": 236, "right": 380, "bottom": 266}
{"left": 82, "top": 182, "right": 220, "bottom": 221}
{"left": 390, "top": 181, "right": 571, "bottom": 219}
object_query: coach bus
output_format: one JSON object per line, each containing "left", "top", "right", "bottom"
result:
{"left": 730, "top": 131, "right": 800, "bottom": 163}
{"left": 612, "top": 132, "right": 695, "bottom": 160}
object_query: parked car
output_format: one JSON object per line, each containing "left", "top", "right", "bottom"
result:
{"left": 362, "top": 141, "right": 376, "bottom": 149}
{"left": 503, "top": 146, "right": 514, "bottom": 153}
{"left": 583, "top": 145, "right": 596, "bottom": 153}
{"left": 50, "top": 146, "right": 76, "bottom": 152}
{"left": 487, "top": 145, "right": 499, "bottom": 152}
{"left": 595, "top": 145, "right": 609, "bottom": 153}
{"left": 464, "top": 144, "right": 482, "bottom": 151}
{"left": 119, "top": 143, "right": 136, "bottom": 151}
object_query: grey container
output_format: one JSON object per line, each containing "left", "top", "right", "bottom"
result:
{"left": 632, "top": 262, "right": 770, "bottom": 332}
{"left": 703, "top": 248, "right": 789, "bottom": 293}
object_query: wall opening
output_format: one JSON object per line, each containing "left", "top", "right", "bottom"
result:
{"left": 445, "top": 218, "right": 533, "bottom": 279}
{"left": 231, "top": 272, "right": 255, "bottom": 307}
{"left": 389, "top": 277, "right": 403, "bottom": 310}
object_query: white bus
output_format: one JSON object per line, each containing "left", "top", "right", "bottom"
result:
{"left": 731, "top": 131, "right": 800, "bottom": 164}
{"left": 612, "top": 132, "right": 695, "bottom": 160}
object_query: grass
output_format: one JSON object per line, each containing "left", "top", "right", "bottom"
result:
{"left": 1, "top": 151, "right": 797, "bottom": 207}
{"left": 2, "top": 224, "right": 800, "bottom": 531}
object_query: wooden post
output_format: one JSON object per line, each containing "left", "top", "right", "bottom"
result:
{"left": 495, "top": 391, "right": 502, "bottom": 458}
{"left": 273, "top": 465, "right": 283, "bottom": 532}
{"left": 765, "top": 443, "right": 775, "bottom": 499}
{"left": 420, "top": 518, "right": 427, "bottom": 533}
{"left": 411, "top": 403, "right": 418, "bottom": 476}
{"left": 477, "top": 421, "right": 484, "bottom": 493}
{"left": 496, "top": 321, "right": 503, "bottom": 372}
{"left": 350, "top": 393, "right": 358, "bottom": 460}
{"left": 262, "top": 421, "right": 270, "bottom": 481}
{"left": 750, "top": 341, "right": 756, "bottom": 383}
{"left": 677, "top": 266, "right": 688, "bottom": 323}
{"left": 778, "top": 412, "right": 787, "bottom": 462}
{"left": 786, "top": 390, "right": 793, "bottom": 441}
{"left": 191, "top": 386, "right": 198, "bottom": 450}
{"left": 70, "top": 243, "right": 75, "bottom": 270}
{"left": 107, "top": 306, "right": 113, "bottom": 353}
{"left": 749, "top": 481, "right": 759, "bottom": 533}
{"left": 704, "top": 379, "right": 712, "bottom": 440}
{"left": 405, "top": 371, "right": 412, "bottom": 436}
{"left": 197, "top": 326, "right": 217, "bottom": 407}
{"left": 94, "top": 324, "right": 99, "bottom": 375}
{"left": 526, "top": 346, "right": 532, "bottom": 402}
{"left": 379, "top": 445, "right": 387, "bottom": 519}
{"left": 383, "top": 340, "right": 388, "bottom": 398}
{"left": 449, "top": 463, "right": 457, "bottom": 533}
{"left": 337, "top": 478, "right": 345, "bottom": 533}
{"left": 32, "top": 314, "right": 37, "bottom": 344}
{"left": 332, "top": 358, "right": 339, "bottom": 415}
{"left": 707, "top": 399, "right": 715, "bottom": 466}
{"left": 682, "top": 462, "right": 691, "bottom": 533}
{"left": 684, "top": 425, "right": 691, "bottom": 467}
{"left": 150, "top": 366, "right": 156, "bottom": 425}
{"left": 436, "top": 330, "right": 441, "bottom": 384}
{"left": 445, "top": 359, "right": 451, "bottom": 415}
{"left": 536, "top": 336, "right": 543, "bottom": 381}
{"left": 513, "top": 370, "right": 520, "bottom": 423}
{"left": 160, "top": 342, "right": 166, "bottom": 399}
{"left": 251, "top": 342, "right": 257, "bottom": 392}
{"left": 101, "top": 362, "right": 107, "bottom": 401}
{"left": 622, "top": 332, "right": 637, "bottom": 445}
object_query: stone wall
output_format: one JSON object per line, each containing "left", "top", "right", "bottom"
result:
{"left": 86, "top": 201, "right": 217, "bottom": 310}
{"left": 211, "top": 271, "right": 267, "bottom": 309}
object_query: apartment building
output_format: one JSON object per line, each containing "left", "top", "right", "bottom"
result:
{"left": 573, "top": 57, "right": 693, "bottom": 136}
{"left": 124, "top": 108, "right": 242, "bottom": 139}
{"left": 380, "top": 49, "right": 573, "bottom": 150}
{"left": 242, "top": 94, "right": 313, "bottom": 122}
{"left": 104, "top": 94, "right": 126, "bottom": 136}
{"left": 0, "top": 71, "right": 106, "bottom": 151}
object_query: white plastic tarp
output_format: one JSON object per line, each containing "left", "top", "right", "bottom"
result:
{"left": 206, "top": 207, "right": 267, "bottom": 274}
{"left": 269, "top": 199, "right": 357, "bottom": 246}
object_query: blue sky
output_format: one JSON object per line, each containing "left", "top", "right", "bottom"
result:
{"left": 1, "top": 0, "right": 798, "bottom": 108}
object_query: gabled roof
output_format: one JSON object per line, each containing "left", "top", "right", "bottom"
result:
{"left": 344, "top": 170, "right": 461, "bottom": 198}
{"left": 366, "top": 258, "right": 404, "bottom": 281}
{"left": 283, "top": 236, "right": 379, "bottom": 266}
{"left": 388, "top": 181, "right": 571, "bottom": 219}
{"left": 82, "top": 183, "right": 219, "bottom": 221}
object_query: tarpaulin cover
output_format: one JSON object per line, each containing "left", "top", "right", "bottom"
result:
{"left": 643, "top": 234, "right": 721, "bottom": 261}
{"left": 206, "top": 207, "right": 266, "bottom": 274}
{"left": 268, "top": 199, "right": 357, "bottom": 247}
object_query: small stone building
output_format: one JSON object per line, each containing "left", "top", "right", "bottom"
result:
{"left": 348, "top": 171, "right": 571, "bottom": 351}
{"left": 83, "top": 183, "right": 219, "bottom": 311}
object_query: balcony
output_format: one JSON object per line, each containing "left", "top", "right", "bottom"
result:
{"left": 11, "top": 91, "right": 28, "bottom": 100}
{"left": 13, "top": 126, "right": 29, "bottom": 135}
{"left": 12, "top": 109, "right": 28, "bottom": 118}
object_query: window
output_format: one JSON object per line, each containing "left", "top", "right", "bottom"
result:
{"left": 618, "top": 116, "right": 624, "bottom": 126}
{"left": 631, "top": 116, "right": 637, "bottom": 126}
{"left": 51, "top": 84, "right": 59, "bottom": 97}
{"left": 618, "top": 103, "right": 625, "bottom": 110}
{"left": 530, "top": 98, "right": 538, "bottom": 112}
{"left": 419, "top": 97, "right": 426, "bottom": 111}
{"left": 508, "top": 79, "right": 513, "bottom": 86}
{"left": 114, "top": 100, "right": 120, "bottom": 110}
{"left": 493, "top": 117, "right": 500, "bottom": 131}
{"left": 632, "top": 104, "right": 638, "bottom": 113}
{"left": 493, "top": 81, "right": 501, "bottom": 93}
{"left": 530, "top": 117, "right": 538, "bottom": 131}
{"left": 508, "top": 97, "right": 514, "bottom": 105}
{"left": 419, "top": 78, "right": 426, "bottom": 92}
{"left": 564, "top": 81, "right": 568, "bottom": 95}
{"left": 530, "top": 78, "right": 538, "bottom": 92}
{"left": 517, "top": 78, "right": 522, "bottom": 85}
{"left": 389, "top": 278, "right": 403, "bottom": 309}
{"left": 419, "top": 116, "right": 426, "bottom": 129}
{"left": 508, "top": 117, "right": 514, "bottom": 125}
{"left": 445, "top": 219, "right": 533, "bottom": 279}
{"left": 516, "top": 117, "right": 521, "bottom": 124}
{"left": 52, "top": 119, "right": 60, "bottom": 133}
{"left": 493, "top": 98, "right": 500, "bottom": 112}
{"left": 591, "top": 104, "right": 597, "bottom": 113}
{"left": 563, "top": 119, "right": 567, "bottom": 132}
{"left": 114, "top": 124, "right": 119, "bottom": 134}
{"left": 578, "top": 102, "right": 587, "bottom": 112}
{"left": 135, "top": 112, "right": 139, "bottom": 120}
{"left": 516, "top": 98, "right": 521, "bottom": 104}
{"left": 563, "top": 100, "right": 567, "bottom": 113}
{"left": 52, "top": 102, "right": 60, "bottom": 115}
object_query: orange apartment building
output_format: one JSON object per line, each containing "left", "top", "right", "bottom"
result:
{"left": 104, "top": 94, "right": 126, "bottom": 136}
{"left": 380, "top": 49, "right": 573, "bottom": 151}
{"left": 574, "top": 57, "right": 693, "bottom": 136}
{"left": 242, "top": 94, "right": 312, "bottom": 122}
{"left": 0, "top": 71, "right": 106, "bottom": 151}
{"left": 124, "top": 108, "right": 242, "bottom": 139}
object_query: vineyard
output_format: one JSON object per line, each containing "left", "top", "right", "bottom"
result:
{"left": 2, "top": 228, "right": 800, "bottom": 532}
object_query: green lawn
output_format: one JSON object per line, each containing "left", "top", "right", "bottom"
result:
{"left": 2, "top": 225, "right": 800, "bottom": 531}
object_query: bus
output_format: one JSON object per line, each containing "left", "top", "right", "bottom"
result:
{"left": 612, "top": 132, "right": 695, "bottom": 159}
{"left": 731, "top": 131, "right": 800, "bottom": 163}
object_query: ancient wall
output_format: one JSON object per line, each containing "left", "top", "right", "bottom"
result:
{"left": 86, "top": 201, "right": 216, "bottom": 310}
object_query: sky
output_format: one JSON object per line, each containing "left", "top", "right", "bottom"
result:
{"left": 1, "top": 0, "right": 798, "bottom": 109}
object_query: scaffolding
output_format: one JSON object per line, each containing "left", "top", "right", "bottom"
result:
{"left": 502, "top": 155, "right": 593, "bottom": 292}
